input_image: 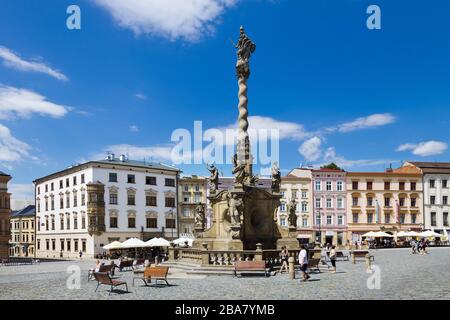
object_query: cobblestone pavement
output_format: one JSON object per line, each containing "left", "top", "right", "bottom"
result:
{"left": 1, "top": 247, "right": 449, "bottom": 300}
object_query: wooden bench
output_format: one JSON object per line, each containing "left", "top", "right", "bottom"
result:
{"left": 116, "top": 260, "right": 134, "bottom": 271}
{"left": 88, "top": 263, "right": 114, "bottom": 281}
{"left": 93, "top": 272, "right": 128, "bottom": 295}
{"left": 336, "top": 251, "right": 349, "bottom": 261}
{"left": 351, "top": 251, "right": 375, "bottom": 262}
{"left": 133, "top": 266, "right": 170, "bottom": 286}
{"left": 234, "top": 260, "right": 268, "bottom": 277}
{"left": 307, "top": 258, "right": 321, "bottom": 273}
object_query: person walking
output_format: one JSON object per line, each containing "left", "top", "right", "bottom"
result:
{"left": 298, "top": 245, "right": 310, "bottom": 282}
{"left": 411, "top": 239, "right": 417, "bottom": 254}
{"left": 329, "top": 245, "right": 337, "bottom": 273}
{"left": 279, "top": 246, "right": 289, "bottom": 274}
{"left": 79, "top": 250, "right": 83, "bottom": 260}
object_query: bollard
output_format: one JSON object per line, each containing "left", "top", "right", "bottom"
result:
{"left": 288, "top": 257, "right": 295, "bottom": 279}
{"left": 351, "top": 253, "right": 356, "bottom": 264}
{"left": 365, "top": 254, "right": 371, "bottom": 271}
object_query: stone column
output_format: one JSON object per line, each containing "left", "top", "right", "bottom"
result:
{"left": 365, "top": 253, "right": 371, "bottom": 270}
{"left": 201, "top": 242, "right": 209, "bottom": 266}
{"left": 288, "top": 257, "right": 295, "bottom": 279}
{"left": 255, "top": 243, "right": 263, "bottom": 261}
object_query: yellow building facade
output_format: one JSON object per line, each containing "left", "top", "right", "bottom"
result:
{"left": 10, "top": 205, "right": 35, "bottom": 257}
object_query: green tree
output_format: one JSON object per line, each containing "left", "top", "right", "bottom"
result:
{"left": 320, "top": 163, "right": 342, "bottom": 170}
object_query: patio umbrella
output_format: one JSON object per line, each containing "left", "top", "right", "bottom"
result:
{"left": 121, "top": 237, "right": 146, "bottom": 248}
{"left": 404, "top": 231, "right": 421, "bottom": 237}
{"left": 173, "top": 237, "right": 194, "bottom": 246}
{"left": 372, "top": 231, "right": 394, "bottom": 238}
{"left": 396, "top": 231, "right": 409, "bottom": 237}
{"left": 419, "top": 230, "right": 442, "bottom": 238}
{"left": 102, "top": 241, "right": 123, "bottom": 250}
{"left": 145, "top": 237, "right": 171, "bottom": 247}
{"left": 362, "top": 231, "right": 377, "bottom": 237}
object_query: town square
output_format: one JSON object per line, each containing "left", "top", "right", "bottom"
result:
{"left": 1, "top": 0, "right": 450, "bottom": 307}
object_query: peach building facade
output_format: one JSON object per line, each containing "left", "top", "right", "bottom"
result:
{"left": 346, "top": 166, "right": 423, "bottom": 243}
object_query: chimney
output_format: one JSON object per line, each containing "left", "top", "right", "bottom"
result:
{"left": 119, "top": 154, "right": 126, "bottom": 162}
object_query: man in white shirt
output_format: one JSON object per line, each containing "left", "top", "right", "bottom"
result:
{"left": 298, "top": 245, "right": 311, "bottom": 281}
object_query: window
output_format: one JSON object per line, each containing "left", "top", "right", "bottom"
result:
{"left": 146, "top": 176, "right": 156, "bottom": 185}
{"left": 166, "top": 218, "right": 176, "bottom": 229}
{"left": 81, "top": 193, "right": 86, "bottom": 206}
{"left": 385, "top": 213, "right": 391, "bottom": 224}
{"left": 67, "top": 239, "right": 71, "bottom": 252}
{"left": 45, "top": 184, "right": 48, "bottom": 193}
{"left": 60, "top": 216, "right": 64, "bottom": 230}
{"left": 37, "top": 240, "right": 40, "bottom": 250}
{"left": 183, "top": 185, "right": 189, "bottom": 192}
{"left": 46, "top": 239, "right": 50, "bottom": 250}
{"left": 301, "top": 202, "right": 308, "bottom": 212}
{"left": 280, "top": 203, "right": 286, "bottom": 212}
{"left": 66, "top": 194, "right": 70, "bottom": 208}
{"left": 430, "top": 180, "right": 436, "bottom": 188}
{"left": 66, "top": 215, "right": 70, "bottom": 230}
{"left": 280, "top": 218, "right": 286, "bottom": 227}
{"left": 399, "top": 198, "right": 405, "bottom": 207}
{"left": 165, "top": 197, "right": 175, "bottom": 207}
{"left": 45, "top": 217, "right": 49, "bottom": 231}
{"left": 37, "top": 200, "right": 40, "bottom": 213}
{"left": 384, "top": 181, "right": 390, "bottom": 190}
{"left": 59, "top": 180, "right": 63, "bottom": 189}
{"left": 315, "top": 198, "right": 321, "bottom": 208}
{"left": 352, "top": 213, "right": 358, "bottom": 224}
{"left": 443, "top": 180, "right": 448, "bottom": 188}
{"left": 352, "top": 181, "right": 358, "bottom": 190}
{"left": 110, "top": 193, "right": 118, "bottom": 205}
{"left": 60, "top": 240, "right": 65, "bottom": 251}
{"left": 411, "top": 214, "right": 417, "bottom": 224}
{"left": 82, "top": 240, "right": 86, "bottom": 252}
{"left": 400, "top": 214, "right": 406, "bottom": 224}
{"left": 399, "top": 182, "right": 405, "bottom": 191}
{"left": 443, "top": 212, "right": 449, "bottom": 226}
{"left": 110, "top": 217, "right": 118, "bottom": 228}
{"left": 52, "top": 239, "right": 56, "bottom": 251}
{"left": 73, "top": 216, "right": 78, "bottom": 229}
{"left": 326, "top": 198, "right": 332, "bottom": 209}
{"left": 73, "top": 194, "right": 78, "bottom": 207}
{"left": 183, "top": 207, "right": 190, "bottom": 217}
{"left": 195, "top": 184, "right": 200, "bottom": 192}
{"left": 37, "top": 218, "right": 40, "bottom": 231}
{"left": 109, "top": 173, "right": 118, "bottom": 182}
{"left": 410, "top": 182, "right": 416, "bottom": 191}
{"left": 81, "top": 174, "right": 85, "bottom": 184}
{"left": 147, "top": 218, "right": 157, "bottom": 228}
{"left": 51, "top": 198, "right": 55, "bottom": 210}
{"left": 51, "top": 183, "right": 54, "bottom": 191}
{"left": 326, "top": 215, "right": 332, "bottom": 225}
{"left": 411, "top": 197, "right": 417, "bottom": 207}
{"left": 302, "top": 191, "right": 307, "bottom": 199}
{"left": 165, "top": 178, "right": 175, "bottom": 187}
{"left": 127, "top": 194, "right": 135, "bottom": 206}
{"left": 37, "top": 186, "right": 40, "bottom": 195}
{"left": 337, "top": 215, "right": 343, "bottom": 225}
{"left": 73, "top": 176, "right": 77, "bottom": 186}
{"left": 315, "top": 215, "right": 322, "bottom": 226}
{"left": 302, "top": 217, "right": 308, "bottom": 227}
{"left": 431, "top": 212, "right": 436, "bottom": 227}
{"left": 74, "top": 240, "right": 78, "bottom": 252}
{"left": 60, "top": 197, "right": 64, "bottom": 209}
{"left": 337, "top": 181, "right": 343, "bottom": 191}
{"left": 384, "top": 197, "right": 391, "bottom": 207}
{"left": 352, "top": 197, "right": 359, "bottom": 207}
{"left": 367, "top": 197, "right": 373, "bottom": 207}
{"left": 367, "top": 213, "right": 373, "bottom": 224}
{"left": 337, "top": 198, "right": 344, "bottom": 209}
{"left": 66, "top": 178, "right": 69, "bottom": 188}
{"left": 366, "top": 181, "right": 372, "bottom": 190}
{"left": 315, "top": 181, "right": 321, "bottom": 191}
{"left": 51, "top": 216, "right": 55, "bottom": 230}
{"left": 430, "top": 196, "right": 436, "bottom": 205}
{"left": 127, "top": 175, "right": 135, "bottom": 184}
{"left": 128, "top": 217, "right": 136, "bottom": 228}
{"left": 443, "top": 196, "right": 448, "bottom": 205}
{"left": 326, "top": 181, "right": 332, "bottom": 191}
{"left": 280, "top": 191, "right": 285, "bottom": 198}
{"left": 45, "top": 199, "right": 48, "bottom": 211}
{"left": 81, "top": 215, "right": 86, "bottom": 229}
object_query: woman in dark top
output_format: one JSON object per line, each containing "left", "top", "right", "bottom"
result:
{"left": 279, "top": 246, "right": 289, "bottom": 274}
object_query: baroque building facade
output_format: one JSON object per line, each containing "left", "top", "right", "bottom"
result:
{"left": 0, "top": 171, "right": 11, "bottom": 259}
{"left": 178, "top": 175, "right": 208, "bottom": 235}
{"left": 312, "top": 169, "right": 348, "bottom": 246}
{"left": 10, "top": 205, "right": 35, "bottom": 257}
{"left": 346, "top": 165, "right": 423, "bottom": 243}
{"left": 34, "top": 155, "right": 180, "bottom": 259}
{"left": 405, "top": 162, "right": 450, "bottom": 234}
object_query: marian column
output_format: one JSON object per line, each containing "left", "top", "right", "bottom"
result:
{"left": 234, "top": 26, "right": 256, "bottom": 186}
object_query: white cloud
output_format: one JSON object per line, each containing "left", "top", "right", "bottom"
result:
{"left": 247, "top": 116, "right": 309, "bottom": 140}
{"left": 397, "top": 140, "right": 448, "bottom": 157}
{"left": 9, "top": 183, "right": 35, "bottom": 201}
{"left": 0, "top": 46, "right": 68, "bottom": 81}
{"left": 134, "top": 93, "right": 147, "bottom": 100}
{"left": 0, "top": 86, "right": 70, "bottom": 120}
{"left": 321, "top": 147, "right": 396, "bottom": 169}
{"left": 95, "top": 144, "right": 174, "bottom": 162}
{"left": 129, "top": 125, "right": 139, "bottom": 132}
{"left": 0, "top": 124, "right": 33, "bottom": 162}
{"left": 92, "top": 0, "right": 238, "bottom": 42}
{"left": 298, "top": 136, "right": 322, "bottom": 161}
{"left": 335, "top": 113, "right": 396, "bottom": 133}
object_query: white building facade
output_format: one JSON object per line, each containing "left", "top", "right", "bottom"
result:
{"left": 406, "top": 162, "right": 450, "bottom": 233}
{"left": 34, "top": 156, "right": 180, "bottom": 259}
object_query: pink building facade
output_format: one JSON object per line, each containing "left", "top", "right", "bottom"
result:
{"left": 312, "top": 169, "right": 348, "bottom": 246}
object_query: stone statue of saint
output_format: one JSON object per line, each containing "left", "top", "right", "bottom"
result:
{"left": 207, "top": 163, "right": 219, "bottom": 193}
{"left": 271, "top": 162, "right": 281, "bottom": 193}
{"left": 227, "top": 192, "right": 244, "bottom": 226}
{"left": 194, "top": 202, "right": 205, "bottom": 230}
{"left": 287, "top": 198, "right": 297, "bottom": 228}
{"left": 232, "top": 154, "right": 246, "bottom": 186}
{"left": 234, "top": 26, "right": 256, "bottom": 79}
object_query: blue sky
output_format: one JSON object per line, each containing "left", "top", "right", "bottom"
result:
{"left": 1, "top": 0, "right": 449, "bottom": 200}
